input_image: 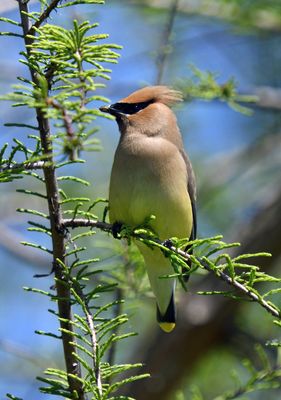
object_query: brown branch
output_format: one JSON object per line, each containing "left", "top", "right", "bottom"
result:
{"left": 46, "top": 98, "right": 77, "bottom": 160}
{"left": 46, "top": 98, "right": 75, "bottom": 139}
{"left": 27, "top": 0, "right": 61, "bottom": 37}
{"left": 37, "top": 115, "right": 86, "bottom": 399}
{"left": 63, "top": 217, "right": 111, "bottom": 232}
{"left": 18, "top": 2, "right": 85, "bottom": 398}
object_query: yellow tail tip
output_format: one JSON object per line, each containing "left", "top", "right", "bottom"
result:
{"left": 159, "top": 322, "right": 176, "bottom": 333}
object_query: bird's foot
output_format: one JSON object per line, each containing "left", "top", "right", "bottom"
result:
{"left": 112, "top": 221, "right": 123, "bottom": 239}
{"left": 163, "top": 238, "right": 173, "bottom": 249}
{"left": 161, "top": 238, "right": 174, "bottom": 258}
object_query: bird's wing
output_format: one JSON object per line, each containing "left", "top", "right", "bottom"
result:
{"left": 180, "top": 150, "right": 197, "bottom": 241}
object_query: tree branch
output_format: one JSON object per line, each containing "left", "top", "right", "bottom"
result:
{"left": 46, "top": 98, "right": 77, "bottom": 160}
{"left": 27, "top": 0, "right": 61, "bottom": 37}
{"left": 18, "top": 2, "right": 86, "bottom": 398}
{"left": 0, "top": 161, "right": 45, "bottom": 172}
{"left": 63, "top": 217, "right": 112, "bottom": 232}
{"left": 62, "top": 218, "right": 280, "bottom": 320}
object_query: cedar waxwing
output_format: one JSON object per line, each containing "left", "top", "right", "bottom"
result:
{"left": 100, "top": 86, "right": 196, "bottom": 333}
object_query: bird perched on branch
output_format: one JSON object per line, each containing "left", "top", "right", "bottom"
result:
{"left": 100, "top": 86, "right": 196, "bottom": 333}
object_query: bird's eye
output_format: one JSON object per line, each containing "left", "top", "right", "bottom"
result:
{"left": 111, "top": 101, "right": 153, "bottom": 115}
{"left": 133, "top": 104, "right": 143, "bottom": 112}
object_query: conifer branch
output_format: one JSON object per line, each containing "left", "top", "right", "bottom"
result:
{"left": 197, "top": 257, "right": 280, "bottom": 319}
{"left": 17, "top": 2, "right": 86, "bottom": 398}
{"left": 62, "top": 217, "right": 281, "bottom": 320}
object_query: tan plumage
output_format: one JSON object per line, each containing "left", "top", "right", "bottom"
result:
{"left": 100, "top": 85, "right": 196, "bottom": 333}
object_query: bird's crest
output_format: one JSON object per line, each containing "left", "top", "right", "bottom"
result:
{"left": 120, "top": 85, "right": 183, "bottom": 107}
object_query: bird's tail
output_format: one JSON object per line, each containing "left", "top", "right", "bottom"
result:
{"left": 138, "top": 243, "right": 176, "bottom": 333}
{"left": 157, "top": 292, "right": 176, "bottom": 333}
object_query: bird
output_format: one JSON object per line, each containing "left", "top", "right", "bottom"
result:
{"left": 100, "top": 86, "right": 196, "bottom": 333}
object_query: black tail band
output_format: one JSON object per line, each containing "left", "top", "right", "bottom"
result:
{"left": 156, "top": 292, "right": 176, "bottom": 323}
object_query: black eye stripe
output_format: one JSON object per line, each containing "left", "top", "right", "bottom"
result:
{"left": 111, "top": 100, "right": 153, "bottom": 115}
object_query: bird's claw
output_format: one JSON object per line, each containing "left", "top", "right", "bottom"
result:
{"left": 161, "top": 239, "right": 174, "bottom": 258}
{"left": 112, "top": 221, "right": 123, "bottom": 239}
{"left": 163, "top": 239, "right": 173, "bottom": 249}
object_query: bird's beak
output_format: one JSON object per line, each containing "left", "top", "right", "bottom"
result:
{"left": 99, "top": 104, "right": 121, "bottom": 117}
{"left": 99, "top": 105, "right": 110, "bottom": 113}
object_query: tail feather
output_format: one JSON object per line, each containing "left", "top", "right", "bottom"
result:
{"left": 157, "top": 292, "right": 176, "bottom": 333}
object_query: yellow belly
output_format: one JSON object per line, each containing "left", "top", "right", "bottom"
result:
{"left": 109, "top": 136, "right": 193, "bottom": 241}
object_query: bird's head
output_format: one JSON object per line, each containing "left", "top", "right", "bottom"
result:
{"left": 99, "top": 86, "right": 183, "bottom": 135}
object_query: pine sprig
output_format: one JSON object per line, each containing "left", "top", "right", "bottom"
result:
{"left": 3, "top": 18, "right": 121, "bottom": 160}
{"left": 178, "top": 64, "right": 258, "bottom": 116}
{"left": 62, "top": 218, "right": 281, "bottom": 321}
{"left": 31, "top": 258, "right": 149, "bottom": 399}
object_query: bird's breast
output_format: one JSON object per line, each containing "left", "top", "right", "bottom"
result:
{"left": 109, "top": 135, "right": 193, "bottom": 240}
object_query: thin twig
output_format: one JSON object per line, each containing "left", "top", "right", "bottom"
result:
{"left": 74, "top": 285, "right": 103, "bottom": 396}
{"left": 62, "top": 217, "right": 281, "bottom": 320}
{"left": 47, "top": 98, "right": 77, "bottom": 160}
{"left": 172, "top": 248, "right": 280, "bottom": 319}
{"left": 63, "top": 217, "right": 112, "bottom": 232}
{"left": 47, "top": 99, "right": 75, "bottom": 139}
{"left": 107, "top": 287, "right": 123, "bottom": 372}
{"left": 27, "top": 0, "right": 61, "bottom": 37}
{"left": 84, "top": 305, "right": 102, "bottom": 396}
{"left": 70, "top": 277, "right": 102, "bottom": 395}
{"left": 156, "top": 0, "right": 179, "bottom": 84}
{"left": 0, "top": 161, "right": 45, "bottom": 172}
